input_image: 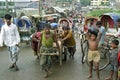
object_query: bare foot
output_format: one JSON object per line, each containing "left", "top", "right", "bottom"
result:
{"left": 48, "top": 70, "right": 52, "bottom": 75}
{"left": 87, "top": 75, "right": 92, "bottom": 79}
{"left": 36, "top": 56, "right": 39, "bottom": 59}
{"left": 44, "top": 73, "right": 49, "bottom": 78}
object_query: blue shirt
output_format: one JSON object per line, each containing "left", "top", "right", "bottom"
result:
{"left": 99, "top": 26, "right": 106, "bottom": 45}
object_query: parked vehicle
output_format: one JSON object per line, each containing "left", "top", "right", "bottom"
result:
{"left": 17, "top": 16, "right": 33, "bottom": 45}
{"left": 100, "top": 12, "right": 120, "bottom": 35}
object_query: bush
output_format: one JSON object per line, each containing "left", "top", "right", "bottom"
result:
{"left": 86, "top": 9, "right": 120, "bottom": 17}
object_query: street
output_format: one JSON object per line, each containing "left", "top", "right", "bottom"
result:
{"left": 0, "top": 37, "right": 111, "bottom": 80}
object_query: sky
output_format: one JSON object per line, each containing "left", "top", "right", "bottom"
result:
{"left": 0, "top": 0, "right": 27, "bottom": 1}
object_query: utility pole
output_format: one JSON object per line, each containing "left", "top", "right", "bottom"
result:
{"left": 39, "top": 0, "right": 42, "bottom": 16}
{"left": 5, "top": 0, "right": 9, "bottom": 12}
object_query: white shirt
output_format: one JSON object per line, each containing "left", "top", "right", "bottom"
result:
{"left": 114, "top": 28, "right": 120, "bottom": 37}
{"left": 0, "top": 23, "right": 20, "bottom": 47}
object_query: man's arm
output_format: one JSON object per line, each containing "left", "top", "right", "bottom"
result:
{"left": 62, "top": 31, "right": 71, "bottom": 41}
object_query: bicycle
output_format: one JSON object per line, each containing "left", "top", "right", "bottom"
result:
{"left": 79, "top": 32, "right": 89, "bottom": 64}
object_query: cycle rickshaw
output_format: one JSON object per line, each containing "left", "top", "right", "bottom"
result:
{"left": 17, "top": 16, "right": 33, "bottom": 45}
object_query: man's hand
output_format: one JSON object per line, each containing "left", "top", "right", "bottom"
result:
{"left": 16, "top": 44, "right": 19, "bottom": 47}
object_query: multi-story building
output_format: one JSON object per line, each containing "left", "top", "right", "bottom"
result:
{"left": 91, "top": 0, "right": 109, "bottom": 6}
{"left": 115, "top": 0, "right": 120, "bottom": 9}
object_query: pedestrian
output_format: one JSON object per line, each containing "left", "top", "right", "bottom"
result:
{"left": 31, "top": 27, "right": 41, "bottom": 59}
{"left": 105, "top": 39, "right": 119, "bottom": 80}
{"left": 61, "top": 26, "right": 76, "bottom": 58}
{"left": 87, "top": 30, "right": 101, "bottom": 80}
{"left": 0, "top": 14, "right": 20, "bottom": 71}
{"left": 39, "top": 23, "right": 60, "bottom": 78}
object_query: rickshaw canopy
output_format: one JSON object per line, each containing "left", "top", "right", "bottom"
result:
{"left": 17, "top": 16, "right": 32, "bottom": 28}
{"left": 100, "top": 12, "right": 120, "bottom": 28}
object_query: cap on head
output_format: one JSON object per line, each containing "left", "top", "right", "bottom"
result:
{"left": 5, "top": 14, "right": 12, "bottom": 20}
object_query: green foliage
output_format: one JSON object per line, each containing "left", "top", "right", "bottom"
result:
{"left": 86, "top": 9, "right": 120, "bottom": 17}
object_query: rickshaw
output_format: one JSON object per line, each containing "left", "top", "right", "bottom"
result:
{"left": 84, "top": 17, "right": 99, "bottom": 32}
{"left": 17, "top": 16, "right": 33, "bottom": 45}
{"left": 100, "top": 12, "right": 120, "bottom": 33}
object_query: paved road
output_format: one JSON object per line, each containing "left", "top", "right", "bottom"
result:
{"left": 0, "top": 37, "right": 112, "bottom": 80}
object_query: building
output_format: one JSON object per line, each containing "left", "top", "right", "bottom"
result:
{"left": 115, "top": 0, "right": 120, "bottom": 9}
{"left": 0, "top": 1, "right": 14, "bottom": 17}
{"left": 55, "top": 0, "right": 73, "bottom": 7}
{"left": 91, "top": 0, "right": 109, "bottom": 6}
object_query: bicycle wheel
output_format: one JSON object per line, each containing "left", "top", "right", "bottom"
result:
{"left": 98, "top": 47, "right": 110, "bottom": 71}
{"left": 80, "top": 34, "right": 85, "bottom": 64}
{"left": 81, "top": 40, "right": 89, "bottom": 64}
{"left": 62, "top": 46, "right": 68, "bottom": 61}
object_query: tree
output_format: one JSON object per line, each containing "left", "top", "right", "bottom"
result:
{"left": 80, "top": 0, "right": 90, "bottom": 6}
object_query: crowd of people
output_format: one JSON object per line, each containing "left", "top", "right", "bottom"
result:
{"left": 0, "top": 13, "right": 120, "bottom": 80}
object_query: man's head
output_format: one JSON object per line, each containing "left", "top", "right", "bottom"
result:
{"left": 96, "top": 21, "right": 102, "bottom": 28}
{"left": 90, "top": 31, "right": 98, "bottom": 40}
{"left": 4, "top": 14, "right": 12, "bottom": 26}
{"left": 117, "top": 18, "right": 120, "bottom": 28}
{"left": 44, "top": 23, "right": 51, "bottom": 34}
{"left": 62, "top": 26, "right": 70, "bottom": 34}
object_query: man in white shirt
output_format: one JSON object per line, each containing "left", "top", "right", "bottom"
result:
{"left": 0, "top": 14, "right": 20, "bottom": 71}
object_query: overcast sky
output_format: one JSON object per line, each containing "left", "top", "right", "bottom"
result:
{"left": 0, "top": 0, "right": 31, "bottom": 2}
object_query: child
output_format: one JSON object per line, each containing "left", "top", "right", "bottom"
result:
{"left": 105, "top": 39, "right": 119, "bottom": 80}
{"left": 87, "top": 30, "right": 101, "bottom": 80}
